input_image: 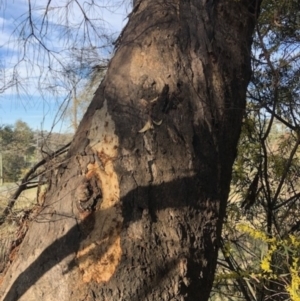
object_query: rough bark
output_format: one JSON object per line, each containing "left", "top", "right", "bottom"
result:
{"left": 0, "top": 0, "right": 261, "bottom": 300}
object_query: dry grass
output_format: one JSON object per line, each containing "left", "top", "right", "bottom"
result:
{"left": 0, "top": 184, "right": 37, "bottom": 212}
{"left": 0, "top": 184, "right": 38, "bottom": 275}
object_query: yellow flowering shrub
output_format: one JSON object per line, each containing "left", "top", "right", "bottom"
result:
{"left": 216, "top": 224, "right": 300, "bottom": 301}
{"left": 286, "top": 258, "right": 300, "bottom": 301}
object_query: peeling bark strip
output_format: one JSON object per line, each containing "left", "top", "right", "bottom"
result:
{"left": 0, "top": 1, "right": 262, "bottom": 301}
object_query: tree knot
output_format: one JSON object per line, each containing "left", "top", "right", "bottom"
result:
{"left": 75, "top": 176, "right": 102, "bottom": 213}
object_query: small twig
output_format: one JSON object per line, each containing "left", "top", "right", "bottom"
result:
{"left": 0, "top": 142, "right": 71, "bottom": 225}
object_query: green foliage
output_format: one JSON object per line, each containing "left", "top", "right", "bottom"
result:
{"left": 0, "top": 120, "right": 35, "bottom": 182}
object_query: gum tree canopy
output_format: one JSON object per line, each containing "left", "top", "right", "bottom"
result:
{"left": 0, "top": 0, "right": 262, "bottom": 300}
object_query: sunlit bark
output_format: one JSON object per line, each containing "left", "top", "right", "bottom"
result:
{"left": 0, "top": 1, "right": 261, "bottom": 300}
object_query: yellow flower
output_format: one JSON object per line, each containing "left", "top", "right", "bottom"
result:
{"left": 260, "top": 256, "right": 272, "bottom": 273}
{"left": 286, "top": 258, "right": 300, "bottom": 301}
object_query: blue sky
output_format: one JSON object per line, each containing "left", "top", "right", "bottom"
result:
{"left": 0, "top": 0, "right": 128, "bottom": 132}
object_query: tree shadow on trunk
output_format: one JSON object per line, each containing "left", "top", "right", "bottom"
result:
{"left": 3, "top": 173, "right": 221, "bottom": 301}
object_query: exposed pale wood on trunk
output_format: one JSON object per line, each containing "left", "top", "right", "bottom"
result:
{"left": 0, "top": 1, "right": 261, "bottom": 300}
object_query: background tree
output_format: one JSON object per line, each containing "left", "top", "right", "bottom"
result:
{"left": 63, "top": 52, "right": 107, "bottom": 131}
{"left": 0, "top": 0, "right": 117, "bottom": 132}
{"left": 210, "top": 0, "right": 300, "bottom": 300}
{"left": 0, "top": 121, "right": 35, "bottom": 183}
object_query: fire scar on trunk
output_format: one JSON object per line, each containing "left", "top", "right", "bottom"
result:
{"left": 76, "top": 100, "right": 122, "bottom": 283}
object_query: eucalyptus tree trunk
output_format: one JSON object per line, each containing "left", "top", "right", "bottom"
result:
{"left": 0, "top": 0, "right": 261, "bottom": 300}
